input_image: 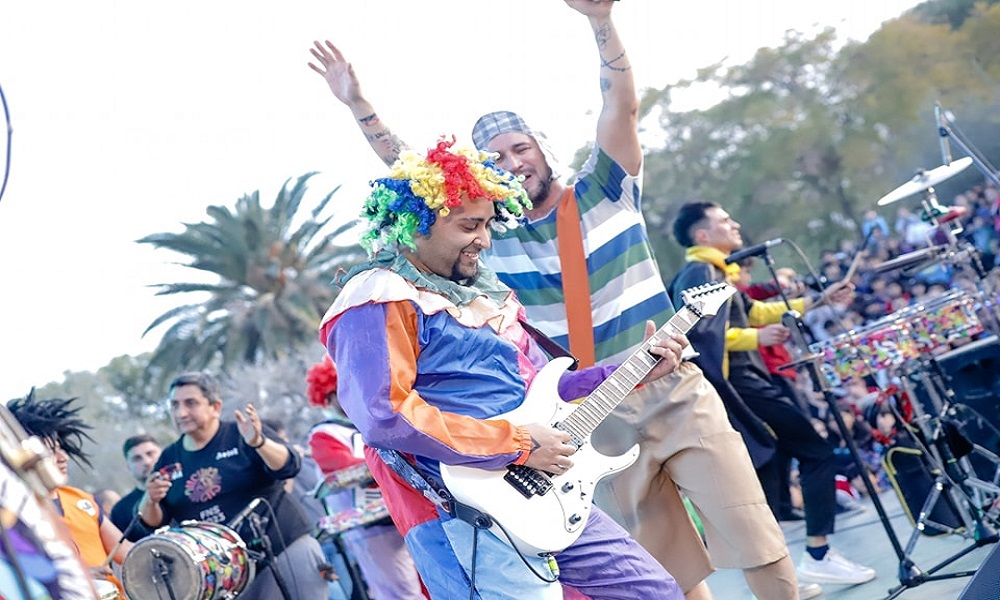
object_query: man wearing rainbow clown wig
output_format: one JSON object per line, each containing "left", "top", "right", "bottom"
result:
{"left": 319, "top": 138, "right": 686, "bottom": 599}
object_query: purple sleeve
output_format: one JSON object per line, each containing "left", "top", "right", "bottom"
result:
{"left": 557, "top": 364, "right": 618, "bottom": 401}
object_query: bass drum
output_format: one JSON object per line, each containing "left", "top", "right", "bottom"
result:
{"left": 122, "top": 521, "right": 254, "bottom": 600}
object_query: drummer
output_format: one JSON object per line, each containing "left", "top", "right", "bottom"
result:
{"left": 7, "top": 390, "right": 132, "bottom": 597}
{"left": 140, "top": 371, "right": 329, "bottom": 600}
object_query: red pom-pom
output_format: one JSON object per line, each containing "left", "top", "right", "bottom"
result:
{"left": 306, "top": 355, "right": 338, "bottom": 407}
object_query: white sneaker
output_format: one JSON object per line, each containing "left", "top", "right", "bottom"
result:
{"left": 797, "top": 548, "right": 876, "bottom": 585}
{"left": 750, "top": 582, "right": 823, "bottom": 600}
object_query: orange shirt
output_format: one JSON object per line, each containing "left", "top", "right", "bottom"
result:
{"left": 55, "top": 485, "right": 123, "bottom": 594}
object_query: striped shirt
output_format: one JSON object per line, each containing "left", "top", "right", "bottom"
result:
{"left": 484, "top": 146, "right": 675, "bottom": 365}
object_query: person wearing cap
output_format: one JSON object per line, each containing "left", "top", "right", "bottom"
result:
{"left": 318, "top": 137, "right": 687, "bottom": 599}
{"left": 308, "top": 1, "right": 806, "bottom": 598}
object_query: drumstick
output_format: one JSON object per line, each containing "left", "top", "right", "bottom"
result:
{"left": 818, "top": 249, "right": 865, "bottom": 305}
{"left": 843, "top": 248, "right": 866, "bottom": 284}
{"left": 102, "top": 498, "right": 144, "bottom": 567}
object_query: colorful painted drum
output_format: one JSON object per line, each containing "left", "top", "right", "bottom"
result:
{"left": 901, "top": 291, "right": 984, "bottom": 351}
{"left": 121, "top": 521, "right": 254, "bottom": 600}
{"left": 315, "top": 498, "right": 391, "bottom": 539}
{"left": 810, "top": 316, "right": 919, "bottom": 384}
{"left": 320, "top": 462, "right": 376, "bottom": 494}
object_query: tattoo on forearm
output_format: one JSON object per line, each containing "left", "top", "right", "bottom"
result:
{"left": 594, "top": 23, "right": 611, "bottom": 49}
{"left": 358, "top": 113, "right": 381, "bottom": 126}
{"left": 600, "top": 77, "right": 611, "bottom": 93}
{"left": 600, "top": 51, "right": 631, "bottom": 73}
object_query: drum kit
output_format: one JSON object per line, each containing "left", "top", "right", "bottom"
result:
{"left": 810, "top": 154, "right": 999, "bottom": 391}
{"left": 797, "top": 129, "right": 1000, "bottom": 598}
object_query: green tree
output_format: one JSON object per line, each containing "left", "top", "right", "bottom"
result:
{"left": 636, "top": 7, "right": 999, "bottom": 279}
{"left": 138, "top": 173, "right": 364, "bottom": 381}
{"left": 910, "top": 0, "right": 1000, "bottom": 29}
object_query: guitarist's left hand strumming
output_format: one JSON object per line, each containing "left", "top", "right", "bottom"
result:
{"left": 522, "top": 324, "right": 688, "bottom": 476}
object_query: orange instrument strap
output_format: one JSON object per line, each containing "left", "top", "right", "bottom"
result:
{"left": 556, "top": 187, "right": 596, "bottom": 368}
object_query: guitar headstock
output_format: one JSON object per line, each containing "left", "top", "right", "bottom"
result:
{"left": 680, "top": 282, "right": 737, "bottom": 318}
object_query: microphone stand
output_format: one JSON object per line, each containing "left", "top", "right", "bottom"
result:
{"left": 249, "top": 513, "right": 293, "bottom": 600}
{"left": 773, "top": 255, "right": 996, "bottom": 598}
{"left": 150, "top": 547, "right": 178, "bottom": 600}
{"left": 758, "top": 249, "right": 911, "bottom": 595}
{"left": 780, "top": 311, "right": 915, "bottom": 597}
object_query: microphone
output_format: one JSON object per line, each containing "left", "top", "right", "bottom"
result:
{"left": 724, "top": 238, "right": 783, "bottom": 265}
{"left": 935, "top": 103, "right": 951, "bottom": 166}
{"left": 227, "top": 497, "right": 263, "bottom": 529}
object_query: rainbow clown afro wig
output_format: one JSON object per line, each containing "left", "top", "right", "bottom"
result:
{"left": 360, "top": 137, "right": 531, "bottom": 255}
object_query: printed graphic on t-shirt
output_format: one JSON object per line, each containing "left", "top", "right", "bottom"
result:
{"left": 184, "top": 466, "right": 222, "bottom": 503}
{"left": 75, "top": 498, "right": 97, "bottom": 517}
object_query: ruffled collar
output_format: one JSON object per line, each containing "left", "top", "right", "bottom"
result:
{"left": 338, "top": 251, "right": 512, "bottom": 308}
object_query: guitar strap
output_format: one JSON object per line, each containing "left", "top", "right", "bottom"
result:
{"left": 556, "top": 186, "right": 596, "bottom": 369}
{"left": 374, "top": 448, "right": 494, "bottom": 529}
{"left": 519, "top": 319, "right": 579, "bottom": 371}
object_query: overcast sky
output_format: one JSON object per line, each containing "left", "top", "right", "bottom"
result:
{"left": 0, "top": 0, "right": 922, "bottom": 401}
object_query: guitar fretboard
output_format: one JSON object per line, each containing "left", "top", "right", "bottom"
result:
{"left": 557, "top": 306, "right": 701, "bottom": 444}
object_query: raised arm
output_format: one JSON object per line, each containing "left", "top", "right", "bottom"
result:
{"left": 566, "top": 0, "right": 641, "bottom": 174}
{"left": 308, "top": 40, "right": 410, "bottom": 167}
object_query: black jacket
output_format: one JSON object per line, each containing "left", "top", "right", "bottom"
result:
{"left": 669, "top": 261, "right": 777, "bottom": 469}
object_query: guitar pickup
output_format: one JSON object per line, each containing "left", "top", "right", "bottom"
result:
{"left": 503, "top": 465, "right": 553, "bottom": 499}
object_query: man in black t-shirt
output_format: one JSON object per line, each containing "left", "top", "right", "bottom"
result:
{"left": 109, "top": 434, "right": 161, "bottom": 542}
{"left": 140, "top": 372, "right": 328, "bottom": 600}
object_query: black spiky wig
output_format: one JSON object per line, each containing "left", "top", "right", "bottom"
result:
{"left": 7, "top": 389, "right": 94, "bottom": 467}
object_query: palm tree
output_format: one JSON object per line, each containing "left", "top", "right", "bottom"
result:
{"left": 138, "top": 173, "right": 365, "bottom": 381}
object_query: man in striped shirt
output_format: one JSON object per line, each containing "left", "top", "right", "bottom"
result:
{"left": 468, "top": 4, "right": 809, "bottom": 600}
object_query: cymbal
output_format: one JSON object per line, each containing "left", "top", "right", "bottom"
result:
{"left": 876, "top": 157, "right": 974, "bottom": 206}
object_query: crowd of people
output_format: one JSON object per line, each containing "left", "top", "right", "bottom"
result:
{"left": 5, "top": 1, "right": 1000, "bottom": 599}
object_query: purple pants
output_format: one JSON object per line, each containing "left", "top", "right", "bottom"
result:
{"left": 557, "top": 509, "right": 683, "bottom": 600}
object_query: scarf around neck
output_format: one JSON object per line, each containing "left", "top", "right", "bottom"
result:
{"left": 685, "top": 245, "right": 742, "bottom": 282}
{"left": 338, "top": 251, "right": 512, "bottom": 308}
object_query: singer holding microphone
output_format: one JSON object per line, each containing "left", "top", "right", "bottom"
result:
{"left": 669, "top": 203, "right": 878, "bottom": 589}
{"left": 140, "top": 371, "right": 329, "bottom": 600}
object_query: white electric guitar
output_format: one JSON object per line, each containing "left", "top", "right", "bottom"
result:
{"left": 440, "top": 281, "right": 736, "bottom": 556}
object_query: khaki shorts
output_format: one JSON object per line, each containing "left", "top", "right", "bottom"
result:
{"left": 593, "top": 361, "right": 788, "bottom": 592}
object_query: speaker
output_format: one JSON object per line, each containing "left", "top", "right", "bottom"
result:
{"left": 908, "top": 336, "right": 1000, "bottom": 480}
{"left": 937, "top": 336, "right": 1000, "bottom": 417}
{"left": 958, "top": 542, "right": 1000, "bottom": 599}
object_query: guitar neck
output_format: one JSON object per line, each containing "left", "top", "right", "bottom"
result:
{"left": 558, "top": 306, "right": 701, "bottom": 443}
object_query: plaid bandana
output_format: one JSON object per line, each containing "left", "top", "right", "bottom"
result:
{"left": 471, "top": 110, "right": 537, "bottom": 152}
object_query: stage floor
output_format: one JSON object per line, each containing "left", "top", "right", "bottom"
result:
{"left": 704, "top": 489, "right": 996, "bottom": 599}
